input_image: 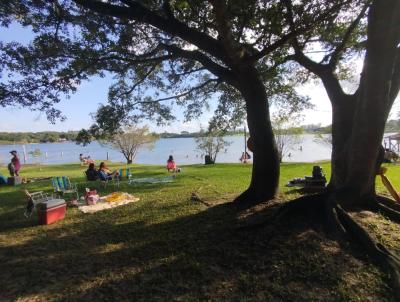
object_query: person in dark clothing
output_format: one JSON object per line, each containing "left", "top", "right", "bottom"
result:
{"left": 85, "top": 163, "right": 98, "bottom": 181}
{"left": 8, "top": 150, "right": 21, "bottom": 176}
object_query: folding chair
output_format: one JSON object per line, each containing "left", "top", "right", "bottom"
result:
{"left": 24, "top": 190, "right": 62, "bottom": 218}
{"left": 51, "top": 176, "right": 79, "bottom": 200}
{"left": 118, "top": 168, "right": 132, "bottom": 180}
{"left": 98, "top": 171, "right": 120, "bottom": 189}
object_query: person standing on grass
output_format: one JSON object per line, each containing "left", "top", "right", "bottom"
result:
{"left": 8, "top": 150, "right": 21, "bottom": 176}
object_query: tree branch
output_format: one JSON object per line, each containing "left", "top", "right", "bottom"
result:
{"left": 134, "top": 78, "right": 220, "bottom": 104}
{"left": 161, "top": 0, "right": 175, "bottom": 20}
{"left": 160, "top": 43, "right": 238, "bottom": 86}
{"left": 113, "top": 64, "right": 158, "bottom": 100}
{"left": 172, "top": 67, "right": 206, "bottom": 77}
{"left": 291, "top": 51, "right": 348, "bottom": 104}
{"left": 72, "top": 0, "right": 226, "bottom": 62}
{"left": 328, "top": 1, "right": 370, "bottom": 68}
{"left": 208, "top": 0, "right": 237, "bottom": 62}
{"left": 251, "top": 0, "right": 352, "bottom": 62}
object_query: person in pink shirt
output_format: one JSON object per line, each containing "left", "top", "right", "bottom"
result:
{"left": 8, "top": 150, "right": 21, "bottom": 176}
{"left": 167, "top": 155, "right": 178, "bottom": 172}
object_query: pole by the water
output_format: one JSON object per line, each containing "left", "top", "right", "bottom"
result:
{"left": 107, "top": 152, "right": 109, "bottom": 161}
{"left": 22, "top": 145, "right": 27, "bottom": 163}
{"left": 244, "top": 125, "right": 247, "bottom": 154}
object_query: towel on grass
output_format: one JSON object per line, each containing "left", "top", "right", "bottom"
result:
{"left": 78, "top": 192, "right": 139, "bottom": 214}
{"left": 128, "top": 176, "right": 173, "bottom": 184}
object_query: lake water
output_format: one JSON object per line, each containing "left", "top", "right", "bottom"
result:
{"left": 0, "top": 134, "right": 332, "bottom": 166}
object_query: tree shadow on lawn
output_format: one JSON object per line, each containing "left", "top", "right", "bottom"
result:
{"left": 0, "top": 199, "right": 390, "bottom": 301}
{"left": 0, "top": 189, "right": 40, "bottom": 232}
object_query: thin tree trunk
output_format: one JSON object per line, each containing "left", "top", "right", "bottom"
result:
{"left": 234, "top": 67, "right": 280, "bottom": 204}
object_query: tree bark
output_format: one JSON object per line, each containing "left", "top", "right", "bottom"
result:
{"left": 293, "top": 0, "right": 400, "bottom": 205}
{"left": 234, "top": 66, "right": 280, "bottom": 204}
{"left": 339, "top": 0, "right": 400, "bottom": 202}
{"left": 328, "top": 94, "right": 356, "bottom": 190}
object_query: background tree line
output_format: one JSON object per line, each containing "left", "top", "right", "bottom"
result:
{"left": 0, "top": 131, "right": 78, "bottom": 144}
{"left": 3, "top": 118, "right": 400, "bottom": 145}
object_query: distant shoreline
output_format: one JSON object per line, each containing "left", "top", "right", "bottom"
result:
{"left": 0, "top": 141, "right": 44, "bottom": 145}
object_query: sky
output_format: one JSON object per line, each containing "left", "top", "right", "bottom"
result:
{"left": 0, "top": 23, "right": 398, "bottom": 133}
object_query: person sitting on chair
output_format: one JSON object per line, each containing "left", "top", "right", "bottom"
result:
{"left": 98, "top": 162, "right": 119, "bottom": 181}
{"left": 85, "top": 163, "right": 98, "bottom": 181}
{"left": 80, "top": 153, "right": 94, "bottom": 165}
{"left": 167, "top": 155, "right": 179, "bottom": 172}
{"left": 239, "top": 152, "right": 248, "bottom": 164}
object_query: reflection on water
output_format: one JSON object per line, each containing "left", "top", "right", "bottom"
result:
{"left": 0, "top": 134, "right": 332, "bottom": 165}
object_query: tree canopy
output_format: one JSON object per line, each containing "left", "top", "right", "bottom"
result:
{"left": 0, "top": 0, "right": 348, "bottom": 126}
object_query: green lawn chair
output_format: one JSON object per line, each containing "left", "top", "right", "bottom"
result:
{"left": 51, "top": 176, "right": 79, "bottom": 200}
{"left": 119, "top": 168, "right": 131, "bottom": 179}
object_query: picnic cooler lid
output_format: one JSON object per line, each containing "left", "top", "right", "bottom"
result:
{"left": 37, "top": 199, "right": 66, "bottom": 210}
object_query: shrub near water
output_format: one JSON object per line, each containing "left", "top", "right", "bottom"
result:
{"left": 0, "top": 162, "right": 398, "bottom": 301}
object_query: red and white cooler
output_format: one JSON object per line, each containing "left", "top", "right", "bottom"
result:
{"left": 37, "top": 199, "right": 66, "bottom": 225}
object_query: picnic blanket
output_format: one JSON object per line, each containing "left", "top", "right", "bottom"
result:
{"left": 78, "top": 192, "right": 139, "bottom": 214}
{"left": 128, "top": 176, "right": 174, "bottom": 184}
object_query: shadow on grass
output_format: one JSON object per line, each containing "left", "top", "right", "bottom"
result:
{"left": 0, "top": 198, "right": 389, "bottom": 301}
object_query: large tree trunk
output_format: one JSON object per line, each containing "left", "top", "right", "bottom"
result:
{"left": 293, "top": 0, "right": 399, "bottom": 203}
{"left": 328, "top": 94, "right": 356, "bottom": 189}
{"left": 345, "top": 0, "right": 399, "bottom": 201}
{"left": 318, "top": 71, "right": 357, "bottom": 190}
{"left": 234, "top": 67, "right": 280, "bottom": 204}
{"left": 331, "top": 0, "right": 400, "bottom": 203}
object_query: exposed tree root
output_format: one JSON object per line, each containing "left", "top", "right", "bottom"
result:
{"left": 335, "top": 205, "right": 400, "bottom": 297}
{"left": 236, "top": 192, "right": 329, "bottom": 232}
{"left": 376, "top": 195, "right": 400, "bottom": 212}
{"left": 233, "top": 188, "right": 276, "bottom": 209}
{"left": 310, "top": 195, "right": 400, "bottom": 298}
{"left": 276, "top": 192, "right": 329, "bottom": 216}
{"left": 323, "top": 196, "right": 347, "bottom": 241}
{"left": 375, "top": 202, "right": 400, "bottom": 223}
{"left": 237, "top": 191, "right": 400, "bottom": 299}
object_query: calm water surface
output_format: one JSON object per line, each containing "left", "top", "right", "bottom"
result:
{"left": 0, "top": 134, "right": 332, "bottom": 166}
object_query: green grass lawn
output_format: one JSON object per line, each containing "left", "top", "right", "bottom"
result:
{"left": 0, "top": 162, "right": 399, "bottom": 301}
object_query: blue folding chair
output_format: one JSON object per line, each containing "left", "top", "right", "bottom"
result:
{"left": 51, "top": 176, "right": 79, "bottom": 200}
{"left": 98, "top": 171, "right": 119, "bottom": 189}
